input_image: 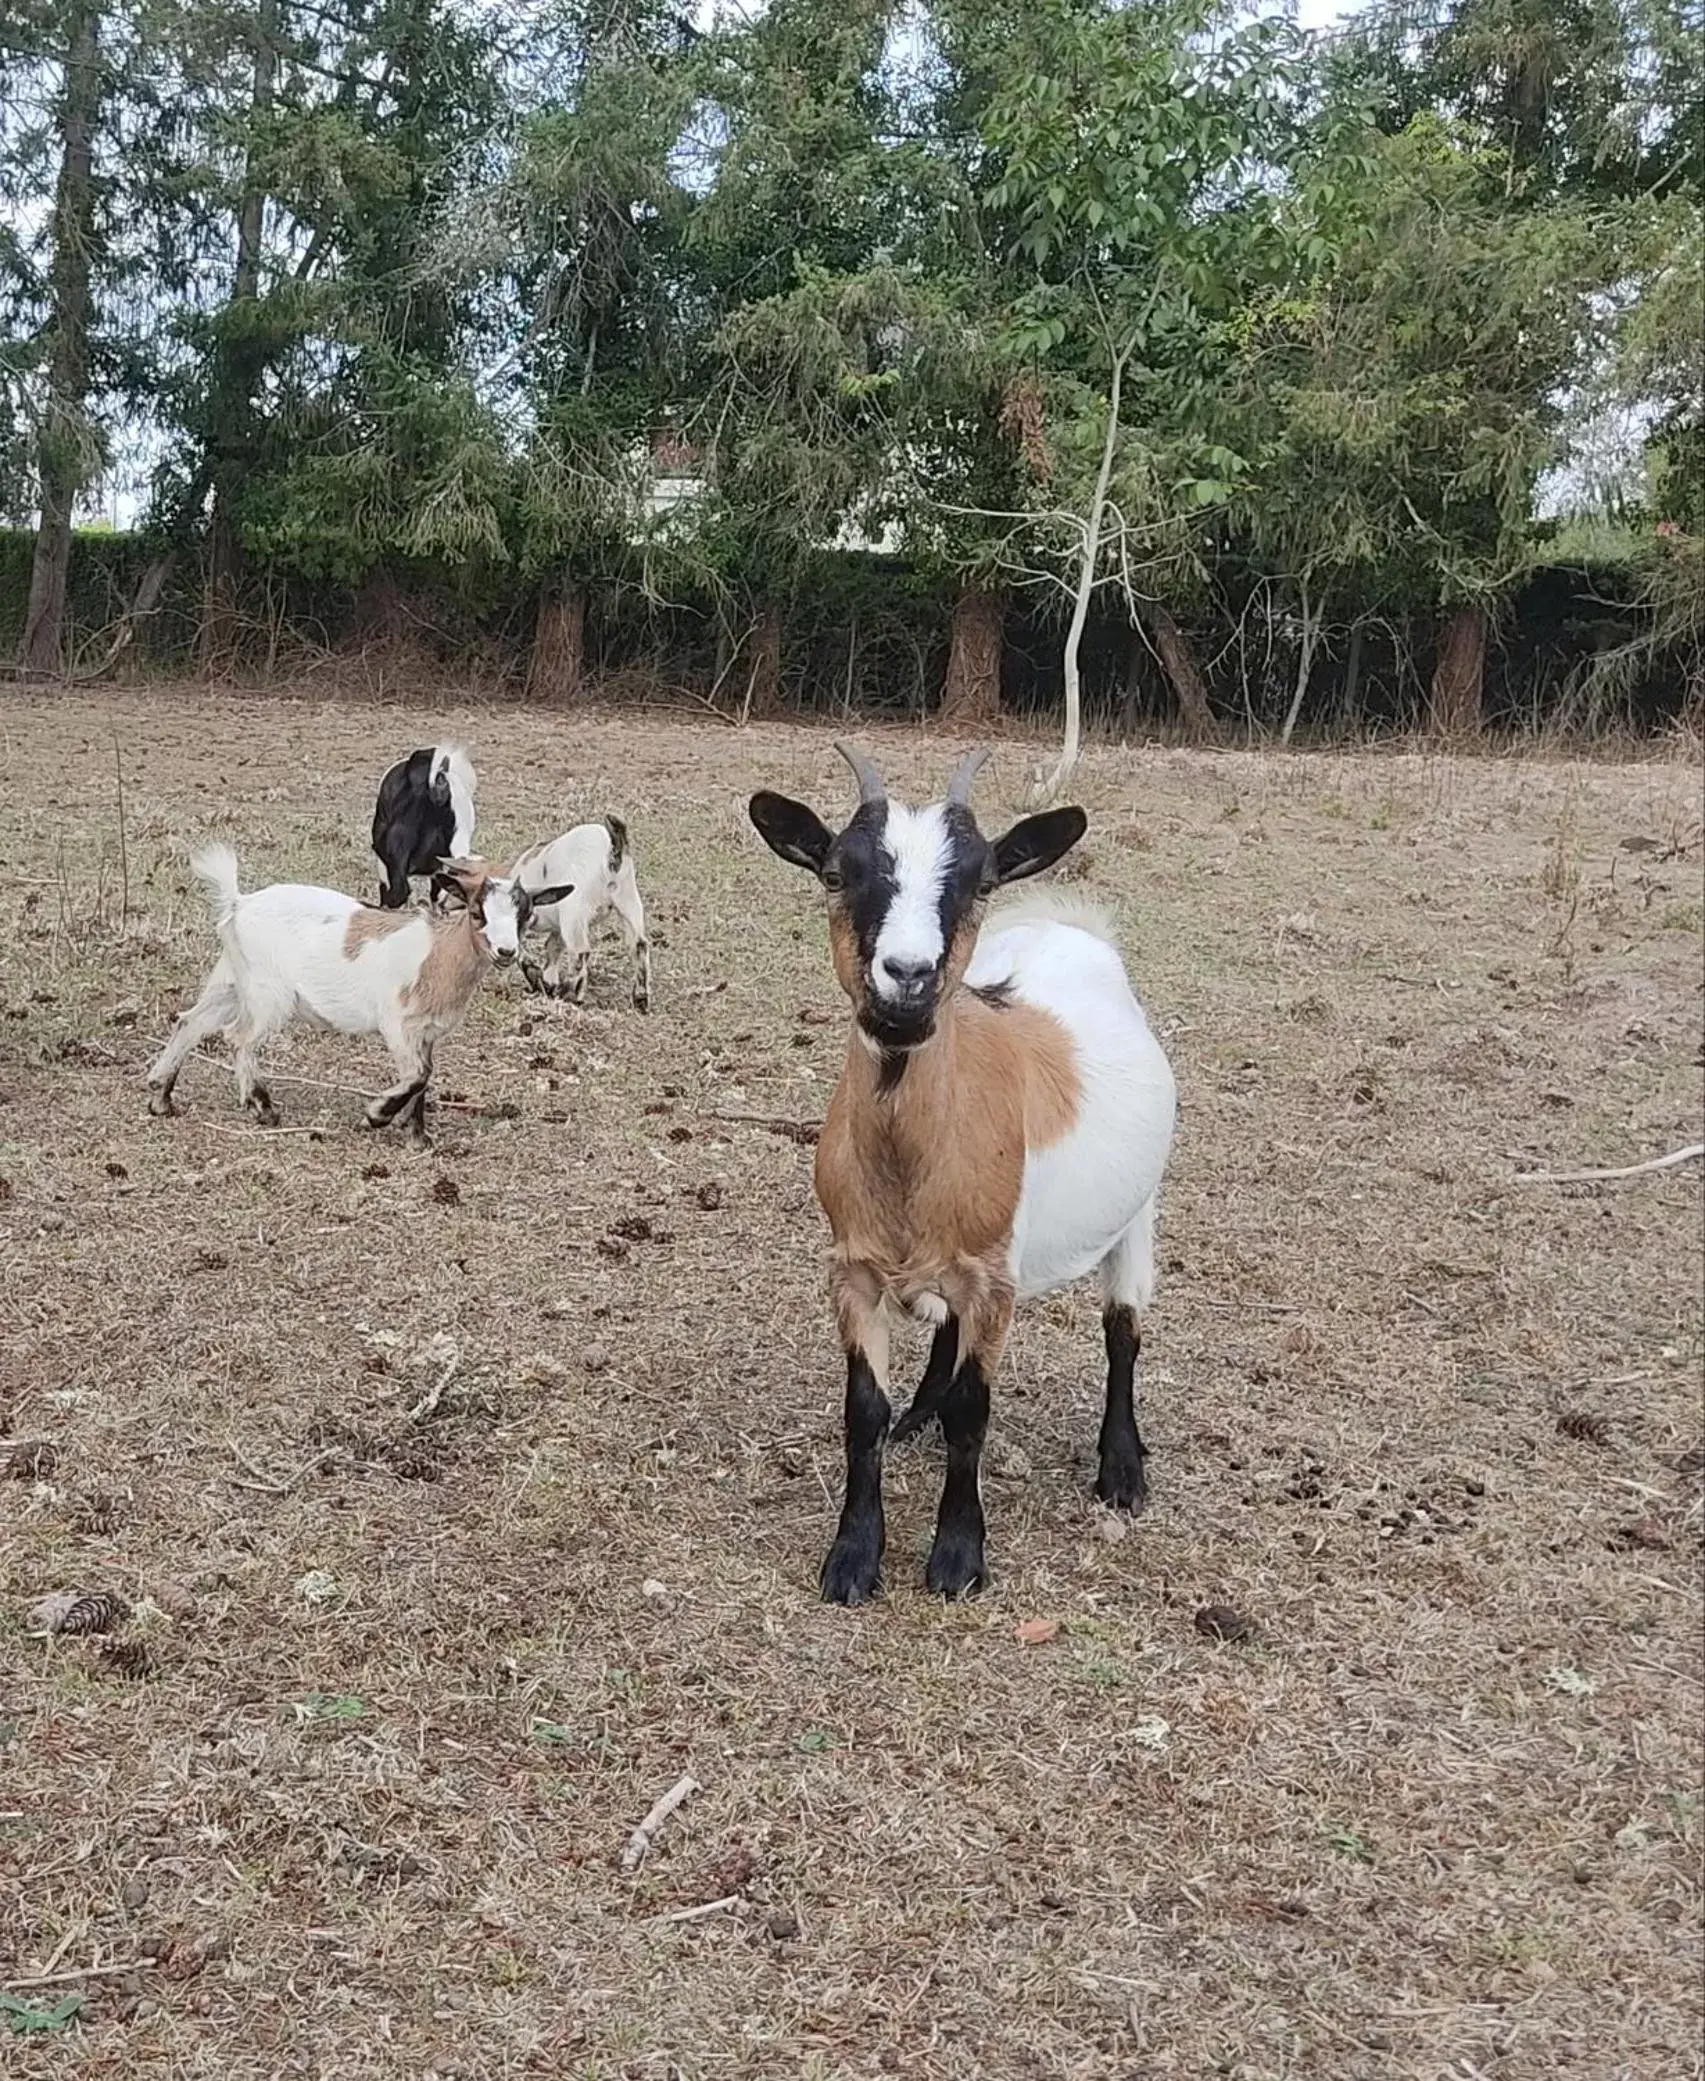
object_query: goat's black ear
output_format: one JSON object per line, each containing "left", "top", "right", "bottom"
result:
{"left": 528, "top": 882, "right": 573, "bottom": 909}
{"left": 749, "top": 791, "right": 834, "bottom": 877}
{"left": 991, "top": 807, "right": 1088, "bottom": 885}
{"left": 429, "top": 871, "right": 467, "bottom": 910}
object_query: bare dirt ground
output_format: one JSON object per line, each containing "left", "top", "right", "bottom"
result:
{"left": 0, "top": 683, "right": 1700, "bottom": 2080}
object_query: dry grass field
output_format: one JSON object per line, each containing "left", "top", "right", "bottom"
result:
{"left": 0, "top": 683, "right": 1701, "bottom": 2080}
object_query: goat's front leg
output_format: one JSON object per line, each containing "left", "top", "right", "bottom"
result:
{"left": 365, "top": 1034, "right": 433, "bottom": 1140}
{"left": 925, "top": 1285, "right": 1013, "bottom": 1598}
{"left": 820, "top": 1264, "right": 891, "bottom": 1606}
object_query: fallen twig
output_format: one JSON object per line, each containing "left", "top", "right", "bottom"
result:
{"left": 620, "top": 1773, "right": 699, "bottom": 1873}
{"left": 406, "top": 1353, "right": 459, "bottom": 1425}
{"left": 650, "top": 1893, "right": 743, "bottom": 1925}
{"left": 226, "top": 1447, "right": 343, "bottom": 1496}
{"left": 701, "top": 1110, "right": 821, "bottom": 1144}
{"left": 4, "top": 1959, "right": 150, "bottom": 1991}
{"left": 198, "top": 1122, "right": 326, "bottom": 1140}
{"left": 186, "top": 1051, "right": 504, "bottom": 1116}
{"left": 1511, "top": 1142, "right": 1703, "bottom": 1186}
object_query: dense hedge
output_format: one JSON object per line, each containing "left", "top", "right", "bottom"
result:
{"left": 0, "top": 528, "right": 1689, "bottom": 735}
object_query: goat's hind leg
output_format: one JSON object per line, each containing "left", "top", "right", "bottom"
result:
{"left": 889, "top": 1313, "right": 958, "bottom": 1444}
{"left": 232, "top": 1025, "right": 281, "bottom": 1126}
{"left": 1096, "top": 1199, "right": 1158, "bottom": 1511}
{"left": 612, "top": 869, "right": 651, "bottom": 1012}
{"left": 146, "top": 958, "right": 239, "bottom": 1117}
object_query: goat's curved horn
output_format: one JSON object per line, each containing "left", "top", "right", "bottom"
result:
{"left": 834, "top": 740, "right": 887, "bottom": 807}
{"left": 945, "top": 746, "right": 991, "bottom": 807}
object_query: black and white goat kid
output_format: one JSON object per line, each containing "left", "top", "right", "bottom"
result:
{"left": 371, "top": 745, "right": 476, "bottom": 909}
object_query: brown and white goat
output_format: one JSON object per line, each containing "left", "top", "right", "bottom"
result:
{"left": 750, "top": 745, "right": 1176, "bottom": 1602}
{"left": 146, "top": 844, "right": 570, "bottom": 1142}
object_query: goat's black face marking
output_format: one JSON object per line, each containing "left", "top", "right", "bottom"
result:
{"left": 751, "top": 779, "right": 1089, "bottom": 1048}
{"left": 829, "top": 801, "right": 993, "bottom": 1051}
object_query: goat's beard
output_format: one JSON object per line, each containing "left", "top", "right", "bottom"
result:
{"left": 857, "top": 998, "right": 937, "bottom": 1051}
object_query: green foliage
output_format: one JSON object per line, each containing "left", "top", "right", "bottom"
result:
{"left": 1, "top": 1991, "right": 87, "bottom": 2035}
{"left": 0, "top": 0, "right": 1690, "bottom": 730}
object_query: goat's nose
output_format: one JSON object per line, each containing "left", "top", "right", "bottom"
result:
{"left": 879, "top": 954, "right": 935, "bottom": 990}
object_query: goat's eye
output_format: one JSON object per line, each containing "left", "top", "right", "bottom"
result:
{"left": 822, "top": 869, "right": 844, "bottom": 894}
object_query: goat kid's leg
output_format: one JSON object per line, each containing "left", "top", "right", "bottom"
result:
{"left": 146, "top": 960, "right": 238, "bottom": 1116}
{"left": 612, "top": 877, "right": 651, "bottom": 1012}
{"left": 231, "top": 1026, "right": 281, "bottom": 1127}
{"left": 564, "top": 942, "right": 590, "bottom": 1005}
{"left": 520, "top": 925, "right": 561, "bottom": 997}
{"left": 1095, "top": 1201, "right": 1158, "bottom": 1511}
{"left": 890, "top": 1315, "right": 959, "bottom": 1444}
{"left": 926, "top": 1291, "right": 1012, "bottom": 1598}
{"left": 365, "top": 1034, "right": 433, "bottom": 1141}
{"left": 820, "top": 1267, "right": 891, "bottom": 1607}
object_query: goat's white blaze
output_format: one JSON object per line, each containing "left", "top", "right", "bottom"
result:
{"left": 479, "top": 879, "right": 526, "bottom": 958}
{"left": 870, "top": 802, "right": 951, "bottom": 997}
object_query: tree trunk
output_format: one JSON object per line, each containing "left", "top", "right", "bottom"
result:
{"left": 22, "top": 0, "right": 101, "bottom": 678}
{"left": 1146, "top": 602, "right": 1218, "bottom": 740}
{"left": 352, "top": 566, "right": 410, "bottom": 648}
{"left": 1036, "top": 346, "right": 1127, "bottom": 801}
{"left": 742, "top": 603, "right": 783, "bottom": 720}
{"left": 1430, "top": 602, "right": 1488, "bottom": 737}
{"left": 200, "top": 0, "right": 276, "bottom": 676}
{"left": 1340, "top": 622, "right": 1364, "bottom": 734}
{"left": 1278, "top": 582, "right": 1320, "bottom": 745}
{"left": 1120, "top": 622, "right": 1144, "bottom": 739}
{"left": 526, "top": 584, "right": 586, "bottom": 703}
{"left": 939, "top": 584, "right": 1004, "bottom": 724}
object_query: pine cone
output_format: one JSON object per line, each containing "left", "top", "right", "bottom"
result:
{"left": 1558, "top": 1409, "right": 1611, "bottom": 1445}
{"left": 98, "top": 1640, "right": 157, "bottom": 1680}
{"left": 6, "top": 1440, "right": 57, "bottom": 1479}
{"left": 56, "top": 1590, "right": 131, "bottom": 1635}
{"left": 72, "top": 1492, "right": 124, "bottom": 1536}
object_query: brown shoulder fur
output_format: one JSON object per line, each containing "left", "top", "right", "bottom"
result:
{"left": 404, "top": 885, "right": 491, "bottom": 1022}
{"left": 342, "top": 906, "right": 418, "bottom": 959}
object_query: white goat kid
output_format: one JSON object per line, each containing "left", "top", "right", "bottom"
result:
{"left": 146, "top": 845, "right": 571, "bottom": 1141}
{"left": 508, "top": 815, "right": 651, "bottom": 1011}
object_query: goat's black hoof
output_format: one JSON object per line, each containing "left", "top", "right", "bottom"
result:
{"left": 520, "top": 961, "right": 546, "bottom": 994}
{"left": 147, "top": 1086, "right": 175, "bottom": 1118}
{"left": 1095, "top": 1449, "right": 1149, "bottom": 1514}
{"left": 820, "top": 1530, "right": 883, "bottom": 1606}
{"left": 925, "top": 1526, "right": 987, "bottom": 1599}
{"left": 250, "top": 1104, "right": 281, "bottom": 1129}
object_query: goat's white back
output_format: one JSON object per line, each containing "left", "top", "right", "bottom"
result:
{"left": 225, "top": 886, "right": 432, "bottom": 1034}
{"left": 430, "top": 745, "right": 477, "bottom": 857}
